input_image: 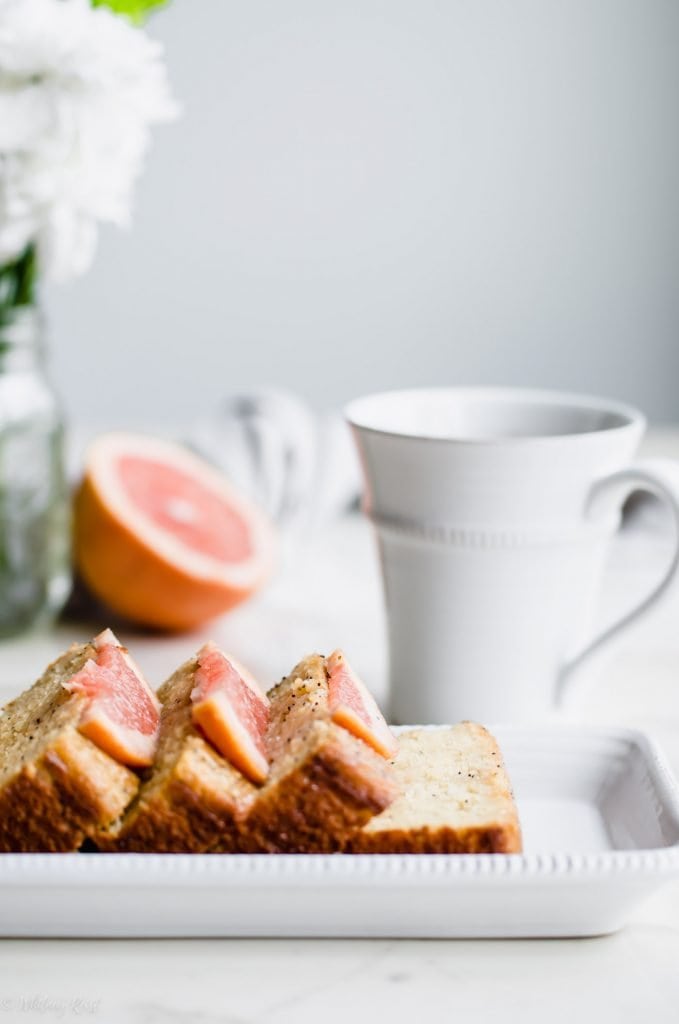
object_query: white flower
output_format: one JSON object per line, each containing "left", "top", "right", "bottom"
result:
{"left": 0, "top": 0, "right": 177, "bottom": 281}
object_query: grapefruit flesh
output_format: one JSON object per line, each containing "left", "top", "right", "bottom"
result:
{"left": 73, "top": 434, "right": 276, "bottom": 631}
{"left": 191, "top": 643, "right": 270, "bottom": 784}
{"left": 326, "top": 649, "right": 398, "bottom": 759}
{"left": 117, "top": 456, "right": 252, "bottom": 563}
{"left": 63, "top": 628, "right": 161, "bottom": 768}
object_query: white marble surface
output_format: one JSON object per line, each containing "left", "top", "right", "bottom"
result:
{"left": 1, "top": 432, "right": 679, "bottom": 1021}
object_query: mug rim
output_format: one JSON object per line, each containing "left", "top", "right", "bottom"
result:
{"left": 344, "top": 386, "right": 646, "bottom": 444}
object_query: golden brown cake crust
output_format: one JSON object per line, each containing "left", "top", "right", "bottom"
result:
{"left": 237, "top": 721, "right": 397, "bottom": 853}
{"left": 0, "top": 761, "right": 87, "bottom": 853}
{"left": 348, "top": 822, "right": 522, "bottom": 854}
{"left": 98, "top": 739, "right": 255, "bottom": 853}
{"left": 0, "top": 644, "right": 139, "bottom": 853}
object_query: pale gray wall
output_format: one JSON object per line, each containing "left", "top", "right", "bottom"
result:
{"left": 48, "top": 0, "right": 679, "bottom": 425}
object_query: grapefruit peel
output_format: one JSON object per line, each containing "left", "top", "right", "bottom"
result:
{"left": 326, "top": 649, "right": 398, "bottom": 759}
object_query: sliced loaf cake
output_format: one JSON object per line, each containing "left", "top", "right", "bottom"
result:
{"left": 235, "top": 654, "right": 398, "bottom": 853}
{"left": 0, "top": 636, "right": 143, "bottom": 852}
{"left": 104, "top": 650, "right": 398, "bottom": 854}
{"left": 348, "top": 723, "right": 522, "bottom": 853}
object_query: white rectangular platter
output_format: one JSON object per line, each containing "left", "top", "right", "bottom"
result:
{"left": 1, "top": 725, "right": 678, "bottom": 938}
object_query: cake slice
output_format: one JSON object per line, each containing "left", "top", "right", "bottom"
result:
{"left": 348, "top": 724, "right": 522, "bottom": 853}
{"left": 97, "top": 648, "right": 260, "bottom": 852}
{"left": 235, "top": 654, "right": 398, "bottom": 853}
{"left": 0, "top": 632, "right": 148, "bottom": 852}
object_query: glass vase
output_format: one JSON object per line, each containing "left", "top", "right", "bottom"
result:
{"left": 0, "top": 307, "right": 71, "bottom": 637}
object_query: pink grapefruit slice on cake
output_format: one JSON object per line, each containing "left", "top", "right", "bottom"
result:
{"left": 326, "top": 649, "right": 398, "bottom": 759}
{"left": 63, "top": 628, "right": 161, "bottom": 768}
{"left": 73, "top": 434, "right": 276, "bottom": 631}
{"left": 191, "top": 642, "right": 270, "bottom": 784}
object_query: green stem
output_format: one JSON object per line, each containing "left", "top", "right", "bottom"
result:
{"left": 91, "top": 0, "right": 169, "bottom": 24}
{"left": 0, "top": 245, "right": 37, "bottom": 326}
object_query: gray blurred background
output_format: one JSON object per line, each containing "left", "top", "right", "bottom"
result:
{"left": 47, "top": 0, "right": 679, "bottom": 425}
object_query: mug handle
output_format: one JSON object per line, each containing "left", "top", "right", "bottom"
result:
{"left": 558, "top": 457, "right": 679, "bottom": 697}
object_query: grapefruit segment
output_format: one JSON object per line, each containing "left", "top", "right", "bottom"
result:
{"left": 63, "top": 629, "right": 161, "bottom": 768}
{"left": 191, "top": 643, "right": 270, "bottom": 784}
{"left": 326, "top": 649, "right": 398, "bottom": 759}
{"left": 73, "top": 434, "right": 276, "bottom": 631}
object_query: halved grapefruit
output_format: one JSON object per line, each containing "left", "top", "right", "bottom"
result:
{"left": 326, "top": 649, "right": 398, "bottom": 759}
{"left": 191, "top": 642, "right": 270, "bottom": 784}
{"left": 63, "top": 628, "right": 161, "bottom": 768}
{"left": 73, "top": 434, "right": 276, "bottom": 631}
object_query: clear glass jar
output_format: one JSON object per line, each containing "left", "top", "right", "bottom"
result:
{"left": 0, "top": 307, "right": 70, "bottom": 636}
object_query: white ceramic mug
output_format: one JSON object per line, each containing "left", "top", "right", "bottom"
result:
{"left": 346, "top": 387, "right": 679, "bottom": 724}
